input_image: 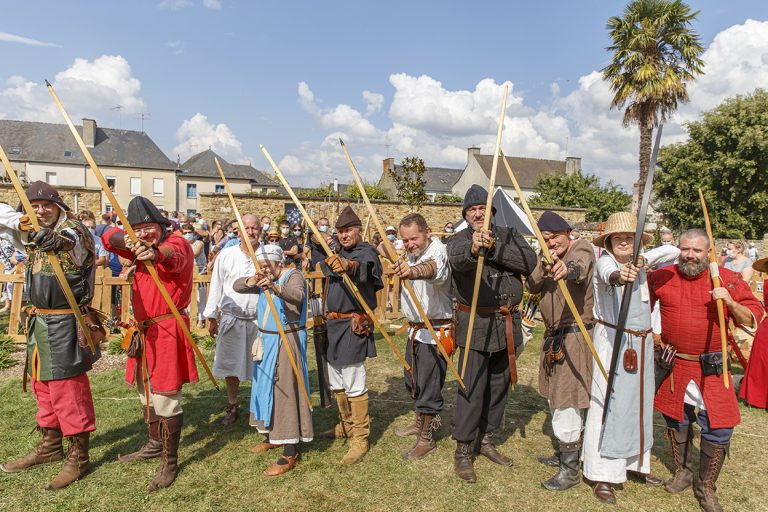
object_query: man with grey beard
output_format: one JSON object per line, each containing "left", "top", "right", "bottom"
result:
{"left": 649, "top": 229, "right": 761, "bottom": 512}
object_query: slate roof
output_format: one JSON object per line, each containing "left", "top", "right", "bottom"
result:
{"left": 474, "top": 155, "right": 566, "bottom": 188}
{"left": 0, "top": 119, "right": 175, "bottom": 171}
{"left": 391, "top": 165, "right": 463, "bottom": 194}
{"left": 180, "top": 149, "right": 276, "bottom": 186}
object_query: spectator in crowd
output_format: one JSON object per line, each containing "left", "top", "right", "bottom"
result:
{"left": 78, "top": 211, "right": 109, "bottom": 267}
{"left": 305, "top": 217, "right": 332, "bottom": 271}
{"left": 371, "top": 232, "right": 382, "bottom": 249}
{"left": 724, "top": 240, "right": 755, "bottom": 282}
{"left": 194, "top": 212, "right": 208, "bottom": 231}
{"left": 278, "top": 220, "right": 299, "bottom": 266}
{"left": 260, "top": 216, "right": 272, "bottom": 242}
{"left": 660, "top": 227, "right": 675, "bottom": 246}
{"left": 441, "top": 222, "right": 455, "bottom": 243}
{"left": 95, "top": 212, "right": 115, "bottom": 237}
{"left": 182, "top": 223, "right": 208, "bottom": 329}
{"left": 747, "top": 242, "right": 759, "bottom": 263}
{"left": 377, "top": 225, "right": 404, "bottom": 258}
{"left": 0, "top": 236, "right": 16, "bottom": 313}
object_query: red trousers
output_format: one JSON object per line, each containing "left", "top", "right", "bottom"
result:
{"left": 32, "top": 374, "right": 96, "bottom": 436}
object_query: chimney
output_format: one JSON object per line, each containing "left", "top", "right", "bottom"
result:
{"left": 383, "top": 157, "right": 394, "bottom": 174}
{"left": 565, "top": 156, "right": 581, "bottom": 175}
{"left": 467, "top": 146, "right": 480, "bottom": 165}
{"left": 82, "top": 118, "right": 96, "bottom": 148}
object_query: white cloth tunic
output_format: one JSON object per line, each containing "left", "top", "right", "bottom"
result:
{"left": 203, "top": 244, "right": 259, "bottom": 381}
{"left": 399, "top": 236, "right": 452, "bottom": 345}
{"left": 583, "top": 244, "right": 679, "bottom": 484}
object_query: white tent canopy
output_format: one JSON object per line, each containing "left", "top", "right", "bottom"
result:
{"left": 454, "top": 187, "right": 534, "bottom": 236}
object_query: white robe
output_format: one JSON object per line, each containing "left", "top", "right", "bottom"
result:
{"left": 203, "top": 245, "right": 259, "bottom": 381}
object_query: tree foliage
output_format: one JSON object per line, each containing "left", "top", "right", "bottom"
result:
{"left": 603, "top": 0, "right": 704, "bottom": 203}
{"left": 655, "top": 89, "right": 768, "bottom": 238}
{"left": 296, "top": 185, "right": 333, "bottom": 199}
{"left": 348, "top": 182, "right": 390, "bottom": 200}
{"left": 529, "top": 172, "right": 631, "bottom": 223}
{"left": 434, "top": 193, "right": 463, "bottom": 204}
{"left": 391, "top": 157, "right": 428, "bottom": 209}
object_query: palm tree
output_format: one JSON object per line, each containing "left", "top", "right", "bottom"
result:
{"left": 603, "top": 0, "right": 704, "bottom": 210}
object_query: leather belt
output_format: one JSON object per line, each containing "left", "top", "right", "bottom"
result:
{"left": 675, "top": 352, "right": 700, "bottom": 361}
{"left": 596, "top": 319, "right": 652, "bottom": 338}
{"left": 546, "top": 323, "right": 594, "bottom": 336}
{"left": 327, "top": 311, "right": 360, "bottom": 320}
{"left": 456, "top": 303, "right": 519, "bottom": 385}
{"left": 136, "top": 313, "right": 176, "bottom": 333}
{"left": 258, "top": 325, "right": 306, "bottom": 335}
{"left": 408, "top": 318, "right": 452, "bottom": 330}
{"left": 28, "top": 307, "right": 75, "bottom": 315}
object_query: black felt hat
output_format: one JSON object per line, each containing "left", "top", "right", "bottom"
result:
{"left": 127, "top": 196, "right": 171, "bottom": 227}
{"left": 22, "top": 181, "right": 69, "bottom": 211}
{"left": 537, "top": 210, "right": 570, "bottom": 232}
{"left": 335, "top": 206, "right": 362, "bottom": 229}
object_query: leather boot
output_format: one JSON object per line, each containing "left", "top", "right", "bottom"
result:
{"left": 453, "top": 441, "right": 476, "bottom": 483}
{"left": 402, "top": 414, "right": 440, "bottom": 460}
{"left": 0, "top": 427, "right": 64, "bottom": 473}
{"left": 693, "top": 439, "right": 727, "bottom": 512}
{"left": 119, "top": 407, "right": 162, "bottom": 463}
{"left": 148, "top": 414, "right": 183, "bottom": 492}
{"left": 45, "top": 432, "right": 90, "bottom": 490}
{"left": 664, "top": 426, "right": 693, "bottom": 493}
{"left": 318, "top": 391, "right": 352, "bottom": 439}
{"left": 537, "top": 446, "right": 560, "bottom": 467}
{"left": 542, "top": 441, "right": 581, "bottom": 491}
{"left": 476, "top": 431, "right": 512, "bottom": 466}
{"left": 392, "top": 412, "right": 421, "bottom": 438}
{"left": 341, "top": 393, "right": 369, "bottom": 465}
{"left": 221, "top": 403, "right": 239, "bottom": 426}
{"left": 593, "top": 482, "right": 616, "bottom": 505}
{"left": 263, "top": 455, "right": 299, "bottom": 476}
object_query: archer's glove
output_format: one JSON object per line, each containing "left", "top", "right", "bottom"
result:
{"left": 33, "top": 228, "right": 75, "bottom": 253}
{"left": 18, "top": 215, "right": 34, "bottom": 232}
{"left": 325, "top": 254, "right": 357, "bottom": 274}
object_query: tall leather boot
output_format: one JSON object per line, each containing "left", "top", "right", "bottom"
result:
{"left": 402, "top": 414, "right": 440, "bottom": 460}
{"left": 476, "top": 431, "right": 513, "bottom": 466}
{"left": 119, "top": 407, "right": 162, "bottom": 463}
{"left": 542, "top": 441, "right": 581, "bottom": 491}
{"left": 45, "top": 432, "right": 90, "bottom": 490}
{"left": 148, "top": 414, "right": 183, "bottom": 492}
{"left": 537, "top": 446, "right": 560, "bottom": 467}
{"left": 454, "top": 441, "right": 476, "bottom": 483}
{"left": 318, "top": 391, "right": 352, "bottom": 440}
{"left": 392, "top": 411, "right": 421, "bottom": 438}
{"left": 0, "top": 427, "right": 64, "bottom": 473}
{"left": 664, "top": 425, "right": 693, "bottom": 493}
{"left": 694, "top": 439, "right": 728, "bottom": 512}
{"left": 341, "top": 393, "right": 370, "bottom": 465}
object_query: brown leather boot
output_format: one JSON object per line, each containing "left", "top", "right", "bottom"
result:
{"left": 392, "top": 412, "right": 421, "bottom": 438}
{"left": 476, "top": 431, "right": 512, "bottom": 466}
{"left": 0, "top": 427, "right": 64, "bottom": 473}
{"left": 454, "top": 441, "right": 476, "bottom": 483}
{"left": 593, "top": 482, "right": 616, "bottom": 504}
{"left": 693, "top": 439, "right": 727, "bottom": 512}
{"left": 45, "top": 432, "right": 90, "bottom": 490}
{"left": 318, "top": 391, "right": 352, "bottom": 439}
{"left": 541, "top": 441, "right": 581, "bottom": 491}
{"left": 263, "top": 455, "right": 299, "bottom": 476}
{"left": 664, "top": 426, "right": 693, "bottom": 493}
{"left": 402, "top": 414, "right": 440, "bottom": 460}
{"left": 342, "top": 393, "right": 370, "bottom": 465}
{"left": 221, "top": 403, "right": 239, "bottom": 426}
{"left": 148, "top": 414, "right": 183, "bottom": 492}
{"left": 119, "top": 407, "right": 162, "bottom": 463}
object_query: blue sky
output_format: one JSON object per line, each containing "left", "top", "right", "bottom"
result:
{"left": 1, "top": 1, "right": 766, "bottom": 188}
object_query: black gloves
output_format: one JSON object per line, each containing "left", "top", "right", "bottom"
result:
{"left": 32, "top": 228, "right": 76, "bottom": 253}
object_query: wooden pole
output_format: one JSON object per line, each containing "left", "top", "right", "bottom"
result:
{"left": 698, "top": 189, "right": 730, "bottom": 389}
{"left": 214, "top": 157, "right": 312, "bottom": 410}
{"left": 260, "top": 145, "right": 412, "bottom": 374}
{"left": 460, "top": 84, "right": 509, "bottom": 378}
{"left": 0, "top": 143, "right": 96, "bottom": 354}
{"left": 340, "top": 140, "right": 465, "bottom": 389}
{"left": 45, "top": 80, "right": 219, "bottom": 389}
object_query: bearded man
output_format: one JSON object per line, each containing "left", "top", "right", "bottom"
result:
{"left": 102, "top": 197, "right": 198, "bottom": 491}
{"left": 650, "top": 229, "right": 761, "bottom": 512}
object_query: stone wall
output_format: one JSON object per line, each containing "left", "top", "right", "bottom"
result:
{"left": 199, "top": 193, "right": 587, "bottom": 232}
{"left": 0, "top": 184, "right": 102, "bottom": 213}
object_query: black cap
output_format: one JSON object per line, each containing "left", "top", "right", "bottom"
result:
{"left": 22, "top": 181, "right": 69, "bottom": 211}
{"left": 537, "top": 210, "right": 570, "bottom": 232}
{"left": 127, "top": 196, "right": 171, "bottom": 227}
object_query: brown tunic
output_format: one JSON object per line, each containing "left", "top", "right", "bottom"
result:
{"left": 527, "top": 238, "right": 595, "bottom": 409}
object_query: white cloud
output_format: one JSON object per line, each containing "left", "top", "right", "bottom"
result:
{"left": 0, "top": 55, "right": 147, "bottom": 124}
{"left": 297, "top": 81, "right": 380, "bottom": 140}
{"left": 166, "top": 40, "right": 185, "bottom": 54}
{"left": 203, "top": 0, "right": 222, "bottom": 9}
{"left": 158, "top": 0, "right": 192, "bottom": 9}
{"left": 173, "top": 113, "right": 245, "bottom": 163}
{"left": 362, "top": 90, "right": 384, "bottom": 115}
{"left": 0, "top": 32, "right": 58, "bottom": 47}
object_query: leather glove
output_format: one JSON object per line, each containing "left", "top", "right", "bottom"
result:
{"left": 32, "top": 228, "right": 75, "bottom": 253}
{"left": 325, "top": 254, "right": 352, "bottom": 274}
{"left": 18, "top": 215, "right": 34, "bottom": 232}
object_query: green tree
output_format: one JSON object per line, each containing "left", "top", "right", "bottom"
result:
{"left": 434, "top": 193, "right": 463, "bottom": 204}
{"left": 296, "top": 184, "right": 333, "bottom": 199}
{"left": 391, "top": 157, "right": 428, "bottom": 209}
{"left": 603, "top": 0, "right": 704, "bottom": 208}
{"left": 655, "top": 89, "right": 768, "bottom": 238}
{"left": 348, "top": 182, "right": 390, "bottom": 200}
{"left": 529, "top": 172, "right": 631, "bottom": 222}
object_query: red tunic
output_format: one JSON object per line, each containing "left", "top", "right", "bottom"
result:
{"left": 103, "top": 228, "right": 199, "bottom": 394}
{"left": 739, "top": 280, "right": 768, "bottom": 409}
{"left": 649, "top": 265, "right": 762, "bottom": 428}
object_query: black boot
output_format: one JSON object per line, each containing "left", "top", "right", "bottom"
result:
{"left": 453, "top": 441, "right": 476, "bottom": 483}
{"left": 664, "top": 426, "right": 693, "bottom": 493}
{"left": 537, "top": 446, "right": 560, "bottom": 467}
{"left": 542, "top": 441, "right": 580, "bottom": 491}
{"left": 693, "top": 439, "right": 727, "bottom": 512}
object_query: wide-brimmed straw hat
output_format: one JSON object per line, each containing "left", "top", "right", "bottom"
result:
{"left": 592, "top": 211, "right": 653, "bottom": 249}
{"left": 753, "top": 256, "right": 768, "bottom": 273}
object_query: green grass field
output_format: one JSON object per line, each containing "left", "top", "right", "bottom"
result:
{"left": 0, "top": 328, "right": 765, "bottom": 512}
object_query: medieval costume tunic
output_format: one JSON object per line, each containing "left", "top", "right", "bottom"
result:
{"left": 234, "top": 268, "right": 313, "bottom": 446}
{"left": 203, "top": 244, "right": 259, "bottom": 382}
{"left": 739, "top": 279, "right": 768, "bottom": 409}
{"left": 583, "top": 244, "right": 679, "bottom": 484}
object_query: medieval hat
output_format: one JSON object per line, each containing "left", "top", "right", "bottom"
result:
{"left": 256, "top": 244, "right": 285, "bottom": 263}
{"left": 462, "top": 184, "right": 496, "bottom": 217}
{"left": 126, "top": 196, "right": 171, "bottom": 227}
{"left": 335, "top": 206, "right": 362, "bottom": 229}
{"left": 592, "top": 211, "right": 652, "bottom": 248}
{"left": 537, "top": 211, "right": 570, "bottom": 233}
{"left": 753, "top": 256, "right": 768, "bottom": 273}
{"left": 22, "top": 181, "right": 69, "bottom": 212}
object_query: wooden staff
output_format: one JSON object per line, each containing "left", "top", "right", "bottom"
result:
{"left": 45, "top": 80, "right": 218, "bottom": 389}
{"left": 362, "top": 213, "right": 371, "bottom": 242}
{"left": 260, "top": 145, "right": 412, "bottom": 374}
{"left": 698, "top": 189, "right": 730, "bottom": 389}
{"left": 499, "top": 150, "right": 608, "bottom": 380}
{"left": 460, "top": 84, "right": 509, "bottom": 378}
{"left": 214, "top": 158, "right": 312, "bottom": 410}
{"left": 0, "top": 144, "right": 96, "bottom": 354}
{"left": 340, "top": 140, "right": 465, "bottom": 389}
